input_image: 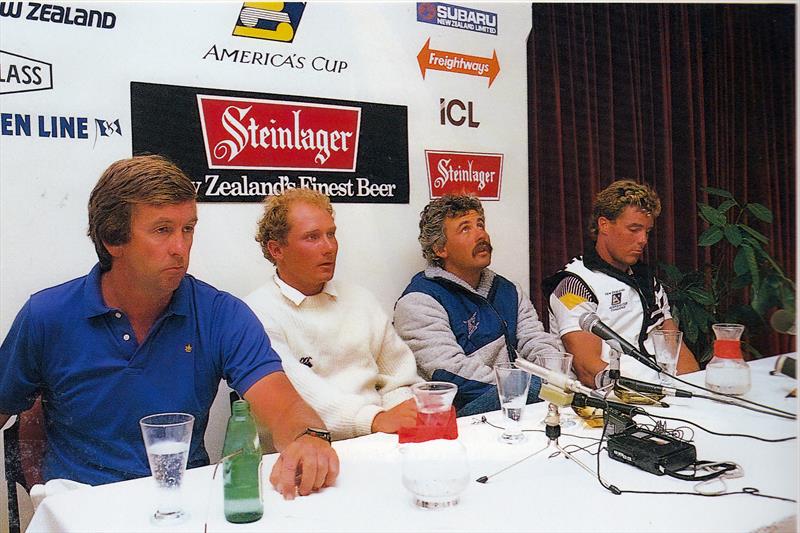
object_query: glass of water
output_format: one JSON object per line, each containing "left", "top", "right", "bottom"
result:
{"left": 494, "top": 362, "right": 531, "bottom": 444}
{"left": 652, "top": 330, "right": 683, "bottom": 386}
{"left": 139, "top": 412, "right": 194, "bottom": 526}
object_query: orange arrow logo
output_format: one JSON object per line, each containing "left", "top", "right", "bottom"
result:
{"left": 417, "top": 38, "right": 500, "bottom": 88}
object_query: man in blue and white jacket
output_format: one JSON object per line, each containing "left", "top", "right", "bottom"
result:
{"left": 394, "top": 195, "right": 562, "bottom": 416}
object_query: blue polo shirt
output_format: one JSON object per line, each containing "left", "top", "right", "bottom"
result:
{"left": 0, "top": 264, "right": 283, "bottom": 485}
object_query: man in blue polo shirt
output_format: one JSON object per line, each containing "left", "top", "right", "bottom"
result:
{"left": 0, "top": 155, "right": 338, "bottom": 499}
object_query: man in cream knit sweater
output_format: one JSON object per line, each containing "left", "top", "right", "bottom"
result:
{"left": 244, "top": 189, "right": 422, "bottom": 441}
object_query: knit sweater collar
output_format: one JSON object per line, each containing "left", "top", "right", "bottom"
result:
{"left": 423, "top": 266, "right": 497, "bottom": 298}
{"left": 272, "top": 273, "right": 338, "bottom": 307}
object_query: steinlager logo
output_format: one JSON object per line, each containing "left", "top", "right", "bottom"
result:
{"left": 197, "top": 95, "right": 361, "bottom": 171}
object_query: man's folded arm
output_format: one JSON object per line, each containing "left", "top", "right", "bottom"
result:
{"left": 513, "top": 282, "right": 564, "bottom": 360}
{"left": 373, "top": 306, "right": 422, "bottom": 409}
{"left": 394, "top": 292, "right": 494, "bottom": 383}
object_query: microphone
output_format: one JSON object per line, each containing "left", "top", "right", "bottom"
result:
{"left": 616, "top": 377, "right": 693, "bottom": 398}
{"left": 513, "top": 358, "right": 600, "bottom": 399}
{"left": 771, "top": 354, "right": 796, "bottom": 378}
{"left": 578, "top": 312, "right": 662, "bottom": 372}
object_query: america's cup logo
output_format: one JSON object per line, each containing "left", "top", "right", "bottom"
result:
{"left": 197, "top": 95, "right": 361, "bottom": 171}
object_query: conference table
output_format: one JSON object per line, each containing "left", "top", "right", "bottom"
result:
{"left": 27, "top": 357, "right": 797, "bottom": 532}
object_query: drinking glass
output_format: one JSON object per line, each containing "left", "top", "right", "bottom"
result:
{"left": 140, "top": 412, "right": 194, "bottom": 526}
{"left": 652, "top": 330, "right": 682, "bottom": 386}
{"left": 535, "top": 352, "right": 576, "bottom": 428}
{"left": 494, "top": 362, "right": 531, "bottom": 444}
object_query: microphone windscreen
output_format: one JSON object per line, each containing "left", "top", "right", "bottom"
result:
{"left": 578, "top": 312, "right": 598, "bottom": 332}
{"left": 770, "top": 309, "right": 796, "bottom": 335}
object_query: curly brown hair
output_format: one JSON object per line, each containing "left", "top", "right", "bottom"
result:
{"left": 418, "top": 194, "right": 484, "bottom": 267}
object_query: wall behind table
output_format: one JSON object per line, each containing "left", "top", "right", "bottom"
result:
{"left": 1, "top": 2, "right": 532, "bottom": 332}
{"left": 1, "top": 3, "right": 531, "bottom": 516}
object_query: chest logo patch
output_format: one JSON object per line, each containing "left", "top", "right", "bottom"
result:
{"left": 608, "top": 290, "right": 627, "bottom": 312}
{"left": 184, "top": 343, "right": 193, "bottom": 353}
{"left": 299, "top": 356, "right": 314, "bottom": 368}
{"left": 464, "top": 312, "right": 479, "bottom": 338}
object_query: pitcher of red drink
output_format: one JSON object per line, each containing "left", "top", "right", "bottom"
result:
{"left": 705, "top": 323, "right": 751, "bottom": 395}
{"left": 400, "top": 382, "right": 468, "bottom": 509}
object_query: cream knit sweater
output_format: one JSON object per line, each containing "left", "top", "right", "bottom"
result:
{"left": 244, "top": 275, "right": 421, "bottom": 440}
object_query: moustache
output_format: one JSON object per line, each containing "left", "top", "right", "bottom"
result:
{"left": 472, "top": 241, "right": 493, "bottom": 257}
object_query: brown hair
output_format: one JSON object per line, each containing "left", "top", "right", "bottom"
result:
{"left": 87, "top": 155, "right": 196, "bottom": 270}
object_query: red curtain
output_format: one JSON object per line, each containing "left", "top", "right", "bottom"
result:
{"left": 528, "top": 4, "right": 795, "bottom": 356}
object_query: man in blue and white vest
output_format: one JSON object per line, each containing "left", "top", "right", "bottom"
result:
{"left": 394, "top": 195, "right": 562, "bottom": 416}
{"left": 543, "top": 180, "right": 699, "bottom": 388}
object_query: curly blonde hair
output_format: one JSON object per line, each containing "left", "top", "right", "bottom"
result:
{"left": 589, "top": 180, "right": 661, "bottom": 240}
{"left": 255, "top": 188, "right": 333, "bottom": 264}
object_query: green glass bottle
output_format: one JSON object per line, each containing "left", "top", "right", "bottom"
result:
{"left": 222, "top": 399, "right": 264, "bottom": 523}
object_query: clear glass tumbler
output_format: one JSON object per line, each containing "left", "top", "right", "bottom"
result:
{"left": 494, "top": 362, "right": 532, "bottom": 443}
{"left": 140, "top": 412, "right": 194, "bottom": 526}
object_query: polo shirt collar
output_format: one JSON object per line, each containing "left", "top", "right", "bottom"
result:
{"left": 273, "top": 273, "right": 337, "bottom": 306}
{"left": 82, "top": 263, "right": 191, "bottom": 318}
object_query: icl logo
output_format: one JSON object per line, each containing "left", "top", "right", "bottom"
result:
{"left": 440, "top": 98, "right": 479, "bottom": 128}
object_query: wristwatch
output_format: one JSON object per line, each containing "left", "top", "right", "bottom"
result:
{"left": 296, "top": 427, "right": 331, "bottom": 443}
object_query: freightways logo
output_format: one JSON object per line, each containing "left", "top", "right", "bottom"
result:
{"left": 197, "top": 94, "right": 361, "bottom": 171}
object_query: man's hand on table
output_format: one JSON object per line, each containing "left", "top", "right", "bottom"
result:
{"left": 371, "top": 398, "right": 418, "bottom": 434}
{"left": 269, "top": 433, "right": 339, "bottom": 500}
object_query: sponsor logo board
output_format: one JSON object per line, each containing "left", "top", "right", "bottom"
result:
{"left": 0, "top": 112, "right": 123, "bottom": 146}
{"left": 0, "top": 2, "right": 116, "bottom": 29}
{"left": 131, "top": 82, "right": 409, "bottom": 203}
{"left": 202, "top": 45, "right": 348, "bottom": 74}
{"left": 416, "top": 2, "right": 498, "bottom": 35}
{"left": 232, "top": 2, "right": 305, "bottom": 42}
{"left": 0, "top": 50, "right": 53, "bottom": 95}
{"left": 440, "top": 98, "right": 479, "bottom": 128}
{"left": 417, "top": 38, "right": 499, "bottom": 87}
{"left": 425, "top": 150, "right": 502, "bottom": 200}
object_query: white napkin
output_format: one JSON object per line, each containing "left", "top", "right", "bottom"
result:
{"left": 29, "top": 479, "right": 90, "bottom": 510}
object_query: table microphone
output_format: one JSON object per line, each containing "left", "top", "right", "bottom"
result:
{"left": 578, "top": 312, "right": 662, "bottom": 372}
{"left": 616, "top": 377, "right": 693, "bottom": 398}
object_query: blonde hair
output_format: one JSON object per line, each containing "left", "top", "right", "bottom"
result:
{"left": 589, "top": 180, "right": 661, "bottom": 240}
{"left": 255, "top": 188, "right": 334, "bottom": 264}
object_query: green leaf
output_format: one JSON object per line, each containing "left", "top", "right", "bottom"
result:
{"left": 751, "top": 278, "right": 779, "bottom": 315}
{"left": 685, "top": 314, "right": 699, "bottom": 343}
{"left": 738, "top": 224, "right": 769, "bottom": 245}
{"left": 699, "top": 205, "right": 727, "bottom": 226}
{"left": 745, "top": 202, "right": 773, "bottom": 223}
{"left": 685, "top": 287, "right": 715, "bottom": 305}
{"left": 717, "top": 199, "right": 738, "bottom": 213}
{"left": 702, "top": 186, "right": 734, "bottom": 199}
{"left": 723, "top": 225, "right": 743, "bottom": 246}
{"left": 659, "top": 262, "right": 683, "bottom": 283}
{"left": 743, "top": 245, "right": 760, "bottom": 295}
{"left": 698, "top": 226, "right": 724, "bottom": 246}
{"left": 733, "top": 247, "right": 750, "bottom": 275}
{"left": 731, "top": 273, "right": 752, "bottom": 289}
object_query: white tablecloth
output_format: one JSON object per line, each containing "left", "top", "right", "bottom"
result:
{"left": 27, "top": 357, "right": 798, "bottom": 532}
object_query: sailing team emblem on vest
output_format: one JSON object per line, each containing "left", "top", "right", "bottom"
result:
{"left": 608, "top": 289, "right": 627, "bottom": 311}
{"left": 464, "top": 311, "right": 479, "bottom": 337}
